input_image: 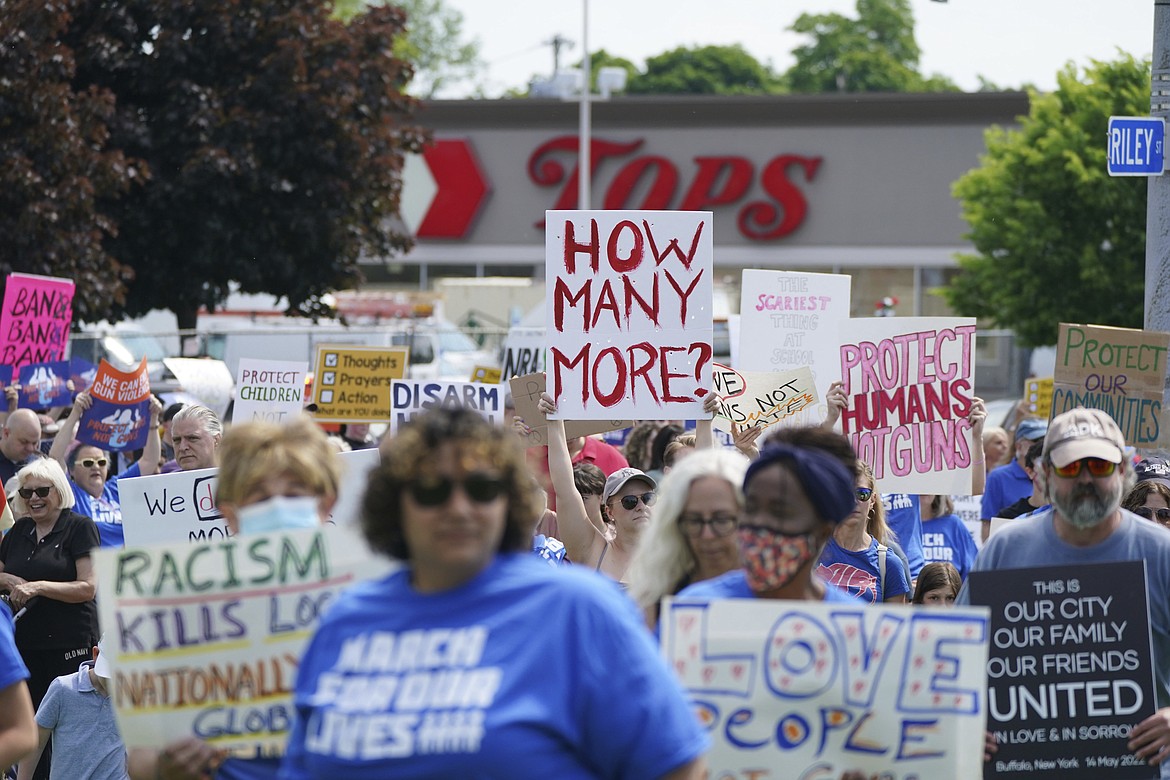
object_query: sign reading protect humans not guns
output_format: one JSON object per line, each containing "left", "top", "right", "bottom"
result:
{"left": 95, "top": 526, "right": 392, "bottom": 757}
{"left": 660, "top": 597, "right": 990, "bottom": 779}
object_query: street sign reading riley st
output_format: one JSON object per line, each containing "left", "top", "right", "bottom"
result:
{"left": 1107, "top": 116, "right": 1165, "bottom": 176}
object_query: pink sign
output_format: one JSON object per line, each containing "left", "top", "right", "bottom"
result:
{"left": 0, "top": 273, "right": 74, "bottom": 371}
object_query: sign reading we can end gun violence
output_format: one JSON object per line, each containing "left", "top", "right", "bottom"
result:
{"left": 1053, "top": 323, "right": 1168, "bottom": 447}
{"left": 545, "top": 210, "right": 713, "bottom": 421}
{"left": 838, "top": 317, "right": 979, "bottom": 494}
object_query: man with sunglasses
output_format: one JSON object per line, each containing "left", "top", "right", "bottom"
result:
{"left": 48, "top": 392, "right": 163, "bottom": 547}
{"left": 960, "top": 407, "right": 1170, "bottom": 774}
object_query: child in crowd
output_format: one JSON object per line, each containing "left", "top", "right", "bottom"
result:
{"left": 911, "top": 562, "right": 962, "bottom": 607}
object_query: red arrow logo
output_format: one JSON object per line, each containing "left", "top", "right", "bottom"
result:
{"left": 416, "top": 138, "right": 491, "bottom": 239}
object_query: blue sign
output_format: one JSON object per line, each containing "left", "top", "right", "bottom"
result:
{"left": 1107, "top": 116, "right": 1165, "bottom": 176}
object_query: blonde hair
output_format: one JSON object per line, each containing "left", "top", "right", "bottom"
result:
{"left": 13, "top": 458, "right": 75, "bottom": 517}
{"left": 214, "top": 417, "right": 341, "bottom": 507}
{"left": 856, "top": 461, "right": 896, "bottom": 547}
{"left": 626, "top": 448, "right": 749, "bottom": 615}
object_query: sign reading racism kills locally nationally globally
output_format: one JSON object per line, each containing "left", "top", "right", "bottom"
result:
{"left": 95, "top": 525, "right": 393, "bottom": 758}
{"left": 660, "top": 596, "right": 990, "bottom": 779}
{"left": 545, "top": 210, "right": 713, "bottom": 420}
{"left": 0, "top": 273, "right": 74, "bottom": 371}
{"left": 738, "top": 270, "right": 851, "bottom": 426}
{"left": 311, "top": 345, "right": 409, "bottom": 423}
{"left": 77, "top": 358, "right": 153, "bottom": 452}
{"left": 1052, "top": 323, "right": 1169, "bottom": 448}
{"left": 967, "top": 562, "right": 1157, "bottom": 779}
{"left": 838, "top": 317, "right": 979, "bottom": 494}
{"left": 389, "top": 379, "right": 503, "bottom": 435}
{"left": 710, "top": 362, "right": 818, "bottom": 434}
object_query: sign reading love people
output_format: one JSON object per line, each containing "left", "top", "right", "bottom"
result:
{"left": 1052, "top": 323, "right": 1169, "bottom": 447}
{"left": 95, "top": 525, "right": 393, "bottom": 758}
{"left": 838, "top": 317, "right": 979, "bottom": 494}
{"left": 710, "top": 363, "right": 818, "bottom": 433}
{"left": 0, "top": 273, "right": 74, "bottom": 371}
{"left": 661, "top": 597, "right": 990, "bottom": 779}
{"left": 545, "top": 210, "right": 713, "bottom": 420}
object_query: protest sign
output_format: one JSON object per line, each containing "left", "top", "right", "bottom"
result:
{"left": 951, "top": 493, "right": 984, "bottom": 550}
{"left": 78, "top": 358, "right": 152, "bottom": 452}
{"left": 120, "top": 467, "right": 225, "bottom": 546}
{"left": 471, "top": 365, "right": 502, "bottom": 384}
{"left": 164, "top": 358, "right": 235, "bottom": 420}
{"left": 1052, "top": 323, "right": 1169, "bottom": 447}
{"left": 0, "top": 365, "right": 11, "bottom": 388}
{"left": 710, "top": 362, "right": 818, "bottom": 433}
{"left": 70, "top": 357, "right": 97, "bottom": 393}
{"left": 507, "top": 372, "right": 630, "bottom": 447}
{"left": 0, "top": 273, "right": 74, "bottom": 371}
{"left": 389, "top": 379, "right": 503, "bottom": 435}
{"left": 661, "top": 596, "right": 989, "bottom": 779}
{"left": 232, "top": 358, "right": 308, "bottom": 424}
{"left": 18, "top": 360, "right": 70, "bottom": 408}
{"left": 311, "top": 345, "right": 408, "bottom": 423}
{"left": 545, "top": 210, "right": 713, "bottom": 420}
{"left": 838, "top": 317, "right": 979, "bottom": 494}
{"left": 738, "top": 270, "right": 851, "bottom": 425}
{"left": 968, "top": 562, "right": 1156, "bottom": 778}
{"left": 1025, "top": 376, "right": 1054, "bottom": 419}
{"left": 328, "top": 448, "right": 380, "bottom": 529}
{"left": 501, "top": 326, "right": 545, "bottom": 380}
{"left": 95, "top": 525, "right": 394, "bottom": 757}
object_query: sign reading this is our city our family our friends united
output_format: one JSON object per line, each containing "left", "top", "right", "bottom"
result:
{"left": 0, "top": 273, "right": 74, "bottom": 371}
{"left": 545, "top": 210, "right": 713, "bottom": 421}
{"left": 660, "top": 596, "right": 990, "bottom": 779}
{"left": 838, "top": 317, "right": 979, "bottom": 494}
{"left": 232, "top": 358, "right": 308, "bottom": 425}
{"left": 311, "top": 345, "right": 408, "bottom": 423}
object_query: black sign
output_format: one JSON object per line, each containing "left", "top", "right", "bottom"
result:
{"left": 968, "top": 561, "right": 1157, "bottom": 779}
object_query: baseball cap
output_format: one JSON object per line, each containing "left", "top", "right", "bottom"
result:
{"left": 93, "top": 635, "right": 111, "bottom": 679}
{"left": 1041, "top": 407, "right": 1125, "bottom": 468}
{"left": 1134, "top": 458, "right": 1170, "bottom": 487}
{"left": 602, "top": 467, "right": 657, "bottom": 504}
{"left": 1015, "top": 417, "right": 1049, "bottom": 442}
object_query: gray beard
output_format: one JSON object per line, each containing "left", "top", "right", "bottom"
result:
{"left": 1049, "top": 480, "right": 1121, "bottom": 529}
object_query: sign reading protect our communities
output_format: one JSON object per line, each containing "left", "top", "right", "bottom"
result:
{"left": 311, "top": 345, "right": 408, "bottom": 423}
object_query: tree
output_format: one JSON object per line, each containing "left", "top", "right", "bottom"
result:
{"left": 59, "top": 0, "right": 425, "bottom": 330}
{"left": 784, "top": 0, "right": 956, "bottom": 93}
{"left": 335, "top": 0, "right": 481, "bottom": 98}
{"left": 628, "top": 44, "right": 781, "bottom": 95}
{"left": 0, "top": 1, "right": 141, "bottom": 322}
{"left": 586, "top": 49, "right": 639, "bottom": 94}
{"left": 945, "top": 56, "right": 1149, "bottom": 347}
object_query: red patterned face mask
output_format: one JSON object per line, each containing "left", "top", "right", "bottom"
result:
{"left": 737, "top": 525, "right": 820, "bottom": 593}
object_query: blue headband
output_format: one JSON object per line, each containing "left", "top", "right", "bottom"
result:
{"left": 743, "top": 442, "right": 856, "bottom": 525}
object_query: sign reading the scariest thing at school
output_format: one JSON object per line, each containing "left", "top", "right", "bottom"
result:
{"left": 545, "top": 210, "right": 713, "bottom": 421}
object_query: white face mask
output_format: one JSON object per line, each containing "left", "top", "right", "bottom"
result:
{"left": 237, "top": 495, "right": 320, "bottom": 535}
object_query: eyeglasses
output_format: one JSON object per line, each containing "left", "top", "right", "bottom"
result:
{"left": 1134, "top": 506, "right": 1170, "bottom": 524}
{"left": 678, "top": 513, "right": 737, "bottom": 538}
{"left": 18, "top": 487, "right": 51, "bottom": 500}
{"left": 616, "top": 492, "right": 657, "bottom": 511}
{"left": 1051, "top": 458, "right": 1117, "bottom": 479}
{"left": 80, "top": 458, "right": 108, "bottom": 469}
{"left": 855, "top": 486, "right": 874, "bottom": 502}
{"left": 408, "top": 473, "right": 506, "bottom": 507}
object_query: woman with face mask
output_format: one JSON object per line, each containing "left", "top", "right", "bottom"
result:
{"left": 126, "top": 417, "right": 341, "bottom": 780}
{"left": 676, "top": 425, "right": 859, "bottom": 603}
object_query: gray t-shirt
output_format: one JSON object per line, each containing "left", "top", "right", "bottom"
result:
{"left": 36, "top": 662, "right": 128, "bottom": 780}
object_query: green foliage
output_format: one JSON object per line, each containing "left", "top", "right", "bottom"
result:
{"left": 628, "top": 44, "right": 781, "bottom": 95}
{"left": 946, "top": 55, "right": 1150, "bottom": 347}
{"left": 785, "top": 0, "right": 956, "bottom": 93}
{"left": 585, "top": 49, "right": 639, "bottom": 94}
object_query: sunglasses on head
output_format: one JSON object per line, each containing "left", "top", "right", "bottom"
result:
{"left": 80, "top": 458, "right": 108, "bottom": 469}
{"left": 408, "top": 473, "right": 506, "bottom": 507}
{"left": 1134, "top": 506, "right": 1170, "bottom": 524}
{"left": 855, "top": 486, "right": 874, "bottom": 502}
{"left": 1051, "top": 458, "right": 1117, "bottom": 479}
{"left": 18, "top": 486, "right": 51, "bottom": 500}
{"left": 616, "top": 492, "right": 657, "bottom": 511}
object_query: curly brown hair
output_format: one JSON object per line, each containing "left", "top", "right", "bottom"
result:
{"left": 364, "top": 408, "right": 539, "bottom": 560}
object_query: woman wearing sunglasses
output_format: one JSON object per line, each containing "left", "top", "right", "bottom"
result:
{"left": 626, "top": 448, "right": 749, "bottom": 629}
{"left": 281, "top": 407, "right": 707, "bottom": 779}
{"left": 817, "top": 461, "right": 911, "bottom": 603}
{"left": 0, "top": 458, "right": 99, "bottom": 780}
{"left": 1123, "top": 479, "right": 1170, "bottom": 529}
{"left": 49, "top": 390, "right": 164, "bottom": 547}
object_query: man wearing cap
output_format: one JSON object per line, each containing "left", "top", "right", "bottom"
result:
{"left": 960, "top": 407, "right": 1170, "bottom": 774}
{"left": 979, "top": 416, "right": 1049, "bottom": 541}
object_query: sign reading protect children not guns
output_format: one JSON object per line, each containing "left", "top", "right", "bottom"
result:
{"left": 311, "top": 345, "right": 408, "bottom": 423}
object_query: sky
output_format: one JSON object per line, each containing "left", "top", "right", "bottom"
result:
{"left": 439, "top": 0, "right": 1155, "bottom": 97}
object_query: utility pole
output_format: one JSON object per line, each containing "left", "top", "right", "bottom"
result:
{"left": 1148, "top": 0, "right": 1170, "bottom": 333}
{"left": 545, "top": 34, "right": 573, "bottom": 75}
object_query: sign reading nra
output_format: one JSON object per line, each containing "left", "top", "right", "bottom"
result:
{"left": 528, "top": 136, "right": 822, "bottom": 241}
